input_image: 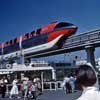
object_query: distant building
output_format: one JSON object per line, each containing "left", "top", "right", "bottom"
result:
{"left": 50, "top": 61, "right": 78, "bottom": 81}
{"left": 76, "top": 58, "right": 100, "bottom": 71}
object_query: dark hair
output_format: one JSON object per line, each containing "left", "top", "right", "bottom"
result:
{"left": 75, "top": 64, "right": 97, "bottom": 90}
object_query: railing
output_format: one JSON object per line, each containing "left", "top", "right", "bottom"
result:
{"left": 63, "top": 29, "right": 100, "bottom": 48}
{"left": 42, "top": 81, "right": 63, "bottom": 91}
{"left": 5, "top": 81, "right": 63, "bottom": 95}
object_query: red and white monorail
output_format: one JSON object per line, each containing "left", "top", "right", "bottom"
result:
{"left": 0, "top": 21, "right": 77, "bottom": 59}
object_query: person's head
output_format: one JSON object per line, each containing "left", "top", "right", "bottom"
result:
{"left": 75, "top": 64, "right": 97, "bottom": 90}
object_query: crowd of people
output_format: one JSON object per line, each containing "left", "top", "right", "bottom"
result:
{"left": 0, "top": 77, "right": 42, "bottom": 100}
{"left": 0, "top": 63, "right": 100, "bottom": 100}
{"left": 21, "top": 77, "right": 42, "bottom": 100}
{"left": 0, "top": 78, "right": 7, "bottom": 98}
{"left": 62, "top": 74, "right": 76, "bottom": 94}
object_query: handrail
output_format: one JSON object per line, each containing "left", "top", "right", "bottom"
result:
{"left": 5, "top": 81, "right": 63, "bottom": 95}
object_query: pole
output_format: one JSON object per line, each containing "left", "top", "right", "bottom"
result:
{"left": 52, "top": 69, "right": 56, "bottom": 80}
{"left": 41, "top": 72, "right": 44, "bottom": 91}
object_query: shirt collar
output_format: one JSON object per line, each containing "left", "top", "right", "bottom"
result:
{"left": 82, "top": 86, "right": 98, "bottom": 94}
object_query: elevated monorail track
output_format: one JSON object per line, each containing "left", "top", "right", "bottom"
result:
{"left": 25, "top": 28, "right": 100, "bottom": 58}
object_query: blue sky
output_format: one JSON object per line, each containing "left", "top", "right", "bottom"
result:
{"left": 0, "top": 0, "right": 100, "bottom": 60}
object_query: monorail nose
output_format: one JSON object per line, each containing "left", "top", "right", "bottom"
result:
{"left": 73, "top": 25, "right": 78, "bottom": 29}
{"left": 70, "top": 25, "right": 78, "bottom": 34}
{"left": 73, "top": 26, "right": 78, "bottom": 32}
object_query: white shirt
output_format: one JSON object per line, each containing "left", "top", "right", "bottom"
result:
{"left": 76, "top": 86, "right": 100, "bottom": 100}
{"left": 23, "top": 80, "right": 28, "bottom": 89}
{"left": 12, "top": 79, "right": 18, "bottom": 85}
{"left": 31, "top": 84, "right": 37, "bottom": 91}
{"left": 61, "top": 77, "right": 70, "bottom": 87}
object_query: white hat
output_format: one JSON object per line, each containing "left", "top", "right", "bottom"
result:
{"left": 0, "top": 80, "right": 3, "bottom": 84}
{"left": 4, "top": 79, "right": 8, "bottom": 83}
{"left": 22, "top": 77, "right": 29, "bottom": 81}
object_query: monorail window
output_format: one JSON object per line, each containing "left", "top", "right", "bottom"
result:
{"left": 30, "top": 31, "right": 35, "bottom": 37}
{"left": 25, "top": 33, "right": 29, "bottom": 39}
{"left": 55, "top": 22, "right": 73, "bottom": 29}
{"left": 10, "top": 40, "right": 13, "bottom": 45}
{"left": 36, "top": 28, "right": 41, "bottom": 35}
{"left": 14, "top": 38, "right": 17, "bottom": 43}
{"left": 6, "top": 41, "right": 9, "bottom": 45}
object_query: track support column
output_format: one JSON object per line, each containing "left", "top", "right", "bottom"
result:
{"left": 20, "top": 55, "right": 24, "bottom": 64}
{"left": 85, "top": 45, "right": 96, "bottom": 69}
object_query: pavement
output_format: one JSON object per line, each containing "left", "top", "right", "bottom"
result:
{"left": 0, "top": 90, "right": 81, "bottom": 100}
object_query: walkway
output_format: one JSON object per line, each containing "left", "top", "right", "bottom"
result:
{"left": 0, "top": 90, "right": 81, "bottom": 100}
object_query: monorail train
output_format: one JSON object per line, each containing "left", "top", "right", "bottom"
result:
{"left": 0, "top": 21, "right": 77, "bottom": 58}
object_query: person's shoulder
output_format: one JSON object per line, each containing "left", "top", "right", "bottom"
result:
{"left": 96, "top": 91, "right": 100, "bottom": 100}
{"left": 77, "top": 90, "right": 100, "bottom": 100}
{"left": 76, "top": 94, "right": 91, "bottom": 100}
